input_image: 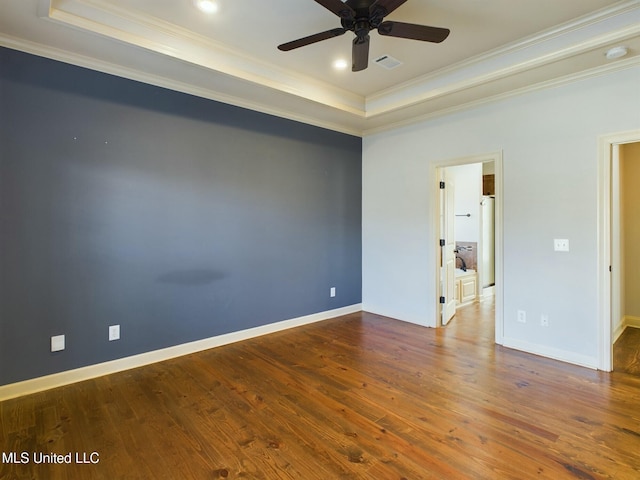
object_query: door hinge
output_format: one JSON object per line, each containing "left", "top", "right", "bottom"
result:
{"left": 439, "top": 296, "right": 446, "bottom": 304}
{"left": 439, "top": 181, "right": 445, "bottom": 189}
{"left": 609, "top": 265, "right": 612, "bottom": 272}
{"left": 440, "top": 239, "right": 445, "bottom": 247}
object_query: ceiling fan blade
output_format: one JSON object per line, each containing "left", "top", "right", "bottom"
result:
{"left": 314, "top": 0, "right": 355, "bottom": 19}
{"left": 378, "top": 21, "right": 450, "bottom": 43}
{"left": 370, "top": 0, "right": 408, "bottom": 16}
{"left": 278, "top": 28, "right": 347, "bottom": 51}
{"left": 352, "top": 35, "right": 370, "bottom": 72}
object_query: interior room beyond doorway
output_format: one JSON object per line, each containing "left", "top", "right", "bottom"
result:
{"left": 442, "top": 161, "right": 496, "bottom": 314}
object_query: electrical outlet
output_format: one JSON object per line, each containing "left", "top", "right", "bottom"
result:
{"left": 109, "top": 325, "right": 120, "bottom": 341}
{"left": 541, "top": 314, "right": 549, "bottom": 327}
{"left": 330, "top": 287, "right": 336, "bottom": 298}
{"left": 554, "top": 239, "right": 569, "bottom": 251}
{"left": 51, "top": 334, "right": 65, "bottom": 352}
{"left": 517, "top": 310, "right": 526, "bottom": 323}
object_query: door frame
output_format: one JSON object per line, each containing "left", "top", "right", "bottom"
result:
{"left": 433, "top": 151, "right": 504, "bottom": 345}
{"left": 441, "top": 170, "right": 457, "bottom": 325}
{"left": 597, "top": 129, "right": 640, "bottom": 371}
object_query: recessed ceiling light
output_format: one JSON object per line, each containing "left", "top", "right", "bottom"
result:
{"left": 605, "top": 46, "right": 628, "bottom": 60}
{"left": 333, "top": 59, "right": 348, "bottom": 70}
{"left": 194, "top": 0, "right": 218, "bottom": 14}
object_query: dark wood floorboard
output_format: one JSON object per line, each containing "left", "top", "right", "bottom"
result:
{"left": 2, "top": 299, "right": 640, "bottom": 479}
{"left": 614, "top": 327, "right": 640, "bottom": 376}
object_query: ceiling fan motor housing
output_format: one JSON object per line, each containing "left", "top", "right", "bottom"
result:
{"left": 341, "top": 0, "right": 385, "bottom": 36}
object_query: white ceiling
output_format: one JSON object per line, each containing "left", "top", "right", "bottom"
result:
{"left": 1, "top": 0, "right": 639, "bottom": 135}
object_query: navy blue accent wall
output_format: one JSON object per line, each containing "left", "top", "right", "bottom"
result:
{"left": 0, "top": 47, "right": 362, "bottom": 386}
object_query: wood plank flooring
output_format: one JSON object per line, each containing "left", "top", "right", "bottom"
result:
{"left": 2, "top": 300, "right": 640, "bottom": 479}
{"left": 614, "top": 327, "right": 640, "bottom": 375}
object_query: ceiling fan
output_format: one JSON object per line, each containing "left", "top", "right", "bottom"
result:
{"left": 277, "top": 0, "right": 450, "bottom": 72}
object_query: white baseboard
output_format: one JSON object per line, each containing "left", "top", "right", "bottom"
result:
{"left": 625, "top": 315, "right": 640, "bottom": 329}
{"left": 360, "top": 303, "right": 434, "bottom": 328}
{"left": 501, "top": 337, "right": 598, "bottom": 370}
{"left": 0, "top": 304, "right": 362, "bottom": 401}
{"left": 613, "top": 319, "right": 626, "bottom": 343}
{"left": 614, "top": 315, "right": 640, "bottom": 343}
{"left": 482, "top": 285, "right": 495, "bottom": 298}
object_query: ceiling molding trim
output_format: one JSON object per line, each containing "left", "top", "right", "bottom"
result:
{"left": 3, "top": 32, "right": 636, "bottom": 140}
{"left": 45, "top": 0, "right": 366, "bottom": 117}
{"left": 366, "top": 1, "right": 640, "bottom": 115}
{"left": 368, "top": 0, "right": 640, "bottom": 103}
{"left": 6, "top": 1, "right": 639, "bottom": 139}
{"left": 0, "top": 34, "right": 364, "bottom": 137}
{"left": 39, "top": 0, "right": 640, "bottom": 121}
{"left": 365, "top": 22, "right": 640, "bottom": 118}
{"left": 36, "top": 0, "right": 51, "bottom": 17}
{"left": 362, "top": 56, "right": 640, "bottom": 137}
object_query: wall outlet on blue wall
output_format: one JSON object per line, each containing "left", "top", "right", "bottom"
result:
{"left": 51, "top": 335, "right": 65, "bottom": 352}
{"left": 109, "top": 325, "right": 120, "bottom": 341}
{"left": 330, "top": 287, "right": 336, "bottom": 298}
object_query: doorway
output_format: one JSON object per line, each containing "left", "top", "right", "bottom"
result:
{"left": 434, "top": 152, "right": 504, "bottom": 345}
{"left": 597, "top": 130, "right": 640, "bottom": 371}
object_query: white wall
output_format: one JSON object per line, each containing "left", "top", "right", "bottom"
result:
{"left": 362, "top": 66, "right": 640, "bottom": 367}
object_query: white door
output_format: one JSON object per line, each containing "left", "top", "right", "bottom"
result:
{"left": 441, "top": 172, "right": 456, "bottom": 325}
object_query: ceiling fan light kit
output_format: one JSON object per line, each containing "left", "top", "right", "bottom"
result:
{"left": 278, "top": 0, "right": 450, "bottom": 72}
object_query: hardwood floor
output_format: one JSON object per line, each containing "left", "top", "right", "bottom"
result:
{"left": 614, "top": 327, "right": 640, "bottom": 376}
{"left": 2, "top": 301, "right": 640, "bottom": 479}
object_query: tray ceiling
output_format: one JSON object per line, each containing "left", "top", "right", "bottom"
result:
{"left": 1, "top": 0, "right": 639, "bottom": 135}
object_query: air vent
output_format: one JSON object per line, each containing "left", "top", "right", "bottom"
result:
{"left": 374, "top": 55, "right": 402, "bottom": 70}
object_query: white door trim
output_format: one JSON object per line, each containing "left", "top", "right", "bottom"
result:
{"left": 433, "top": 151, "right": 504, "bottom": 345}
{"left": 597, "top": 129, "right": 640, "bottom": 371}
{"left": 441, "top": 171, "right": 457, "bottom": 325}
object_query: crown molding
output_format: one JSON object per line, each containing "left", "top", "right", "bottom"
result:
{"left": 365, "top": 1, "right": 640, "bottom": 116}
{"left": 4, "top": 0, "right": 640, "bottom": 136}
{"left": 43, "top": 0, "right": 640, "bottom": 121}
{"left": 45, "top": 0, "right": 366, "bottom": 117}
{"left": 366, "top": 23, "right": 640, "bottom": 119}
{"left": 367, "top": 0, "right": 640, "bottom": 104}
{"left": 0, "top": 33, "right": 365, "bottom": 137}
{"left": 362, "top": 56, "right": 640, "bottom": 136}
